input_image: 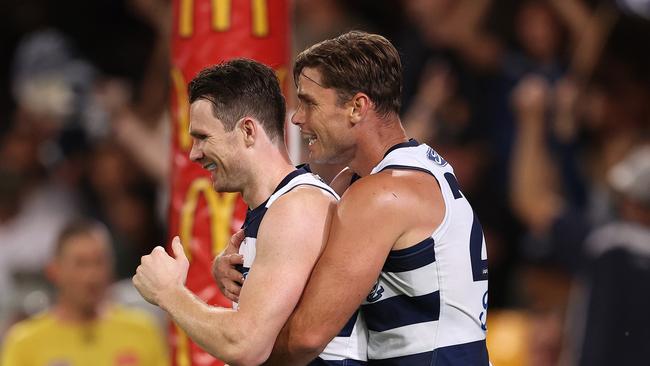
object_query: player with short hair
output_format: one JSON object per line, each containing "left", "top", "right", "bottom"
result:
{"left": 132, "top": 58, "right": 367, "bottom": 365}
{"left": 217, "top": 31, "right": 491, "bottom": 365}
{"left": 1, "top": 219, "right": 169, "bottom": 366}
{"left": 281, "top": 30, "right": 490, "bottom": 365}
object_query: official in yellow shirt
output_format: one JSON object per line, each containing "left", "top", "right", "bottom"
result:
{"left": 1, "top": 219, "right": 169, "bottom": 366}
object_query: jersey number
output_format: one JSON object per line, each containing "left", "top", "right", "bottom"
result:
{"left": 444, "top": 173, "right": 488, "bottom": 282}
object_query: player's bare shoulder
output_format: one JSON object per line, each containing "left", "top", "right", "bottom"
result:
{"left": 338, "top": 172, "right": 410, "bottom": 215}
{"left": 382, "top": 168, "right": 444, "bottom": 204}
{"left": 263, "top": 183, "right": 337, "bottom": 225}
{"left": 344, "top": 169, "right": 440, "bottom": 207}
{"left": 340, "top": 169, "right": 445, "bottom": 246}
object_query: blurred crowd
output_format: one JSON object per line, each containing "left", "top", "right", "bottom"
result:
{"left": 0, "top": 0, "right": 649, "bottom": 365}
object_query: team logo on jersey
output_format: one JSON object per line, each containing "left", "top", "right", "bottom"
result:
{"left": 366, "top": 282, "right": 385, "bottom": 302}
{"left": 427, "top": 148, "right": 448, "bottom": 167}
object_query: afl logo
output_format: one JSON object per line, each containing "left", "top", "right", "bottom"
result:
{"left": 427, "top": 148, "right": 448, "bottom": 166}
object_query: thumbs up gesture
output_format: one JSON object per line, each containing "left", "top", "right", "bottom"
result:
{"left": 133, "top": 236, "right": 190, "bottom": 306}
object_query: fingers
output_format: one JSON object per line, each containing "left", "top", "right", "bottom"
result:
{"left": 223, "top": 280, "right": 242, "bottom": 297}
{"left": 212, "top": 254, "right": 244, "bottom": 294}
{"left": 132, "top": 268, "right": 157, "bottom": 305}
{"left": 220, "top": 275, "right": 242, "bottom": 302}
{"left": 212, "top": 253, "right": 245, "bottom": 300}
{"left": 171, "top": 236, "right": 188, "bottom": 261}
{"left": 219, "top": 230, "right": 245, "bottom": 256}
{"left": 224, "top": 292, "right": 239, "bottom": 303}
{"left": 230, "top": 229, "right": 245, "bottom": 250}
{"left": 227, "top": 267, "right": 245, "bottom": 284}
{"left": 212, "top": 253, "right": 243, "bottom": 278}
{"left": 227, "top": 279, "right": 242, "bottom": 295}
{"left": 228, "top": 253, "right": 244, "bottom": 265}
{"left": 212, "top": 254, "right": 244, "bottom": 281}
{"left": 223, "top": 285, "right": 240, "bottom": 303}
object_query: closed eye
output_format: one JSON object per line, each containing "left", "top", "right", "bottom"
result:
{"left": 190, "top": 132, "right": 208, "bottom": 140}
{"left": 297, "top": 93, "right": 317, "bottom": 107}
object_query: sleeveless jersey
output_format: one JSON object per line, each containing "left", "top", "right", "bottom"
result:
{"left": 235, "top": 167, "right": 368, "bottom": 365}
{"left": 362, "top": 140, "right": 490, "bottom": 365}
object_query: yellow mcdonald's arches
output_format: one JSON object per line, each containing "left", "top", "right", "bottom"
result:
{"left": 171, "top": 66, "right": 191, "bottom": 152}
{"left": 179, "top": 178, "right": 238, "bottom": 259}
{"left": 178, "top": 0, "right": 269, "bottom": 38}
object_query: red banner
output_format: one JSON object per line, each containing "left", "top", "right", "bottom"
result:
{"left": 168, "top": 1, "right": 289, "bottom": 365}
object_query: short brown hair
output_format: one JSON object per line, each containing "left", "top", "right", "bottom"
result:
{"left": 188, "top": 58, "right": 286, "bottom": 141}
{"left": 294, "top": 31, "right": 402, "bottom": 116}
{"left": 55, "top": 219, "right": 110, "bottom": 257}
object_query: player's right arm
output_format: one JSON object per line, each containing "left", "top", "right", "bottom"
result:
{"left": 152, "top": 186, "right": 336, "bottom": 366}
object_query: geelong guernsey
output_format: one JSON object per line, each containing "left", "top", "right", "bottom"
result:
{"left": 235, "top": 167, "right": 368, "bottom": 365}
{"left": 362, "top": 140, "right": 490, "bottom": 365}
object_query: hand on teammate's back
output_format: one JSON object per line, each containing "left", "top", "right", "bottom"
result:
{"left": 212, "top": 230, "right": 245, "bottom": 302}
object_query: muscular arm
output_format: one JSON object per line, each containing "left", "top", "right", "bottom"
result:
{"left": 266, "top": 173, "right": 429, "bottom": 365}
{"left": 157, "top": 188, "right": 336, "bottom": 366}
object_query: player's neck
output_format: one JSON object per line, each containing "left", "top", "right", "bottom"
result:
{"left": 52, "top": 300, "right": 105, "bottom": 324}
{"left": 349, "top": 118, "right": 408, "bottom": 177}
{"left": 241, "top": 145, "right": 295, "bottom": 209}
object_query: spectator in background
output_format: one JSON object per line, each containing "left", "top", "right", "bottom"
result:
{"left": 0, "top": 0, "right": 169, "bottom": 345}
{"left": 0, "top": 148, "right": 77, "bottom": 337}
{"left": 564, "top": 145, "right": 650, "bottom": 366}
{"left": 1, "top": 219, "right": 169, "bottom": 366}
{"left": 508, "top": 13, "right": 650, "bottom": 363}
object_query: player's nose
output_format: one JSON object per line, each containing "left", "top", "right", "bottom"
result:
{"left": 189, "top": 142, "right": 203, "bottom": 162}
{"left": 291, "top": 108, "right": 304, "bottom": 126}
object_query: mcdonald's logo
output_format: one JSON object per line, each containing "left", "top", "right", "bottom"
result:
{"left": 171, "top": 66, "right": 191, "bottom": 152}
{"left": 180, "top": 178, "right": 239, "bottom": 259}
{"left": 179, "top": 0, "right": 269, "bottom": 38}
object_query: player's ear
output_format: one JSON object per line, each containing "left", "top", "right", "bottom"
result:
{"left": 238, "top": 117, "right": 257, "bottom": 147}
{"left": 349, "top": 92, "right": 370, "bottom": 125}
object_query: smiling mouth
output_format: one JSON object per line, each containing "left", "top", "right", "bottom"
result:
{"left": 203, "top": 162, "right": 217, "bottom": 171}
{"left": 302, "top": 133, "right": 317, "bottom": 146}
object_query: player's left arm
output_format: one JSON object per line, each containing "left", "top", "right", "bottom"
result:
{"left": 133, "top": 187, "right": 336, "bottom": 366}
{"left": 265, "top": 173, "right": 414, "bottom": 365}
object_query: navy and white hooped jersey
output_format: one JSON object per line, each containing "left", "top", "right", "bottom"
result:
{"left": 234, "top": 167, "right": 368, "bottom": 365}
{"left": 362, "top": 140, "right": 490, "bottom": 365}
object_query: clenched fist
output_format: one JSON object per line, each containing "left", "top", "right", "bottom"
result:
{"left": 133, "top": 236, "right": 190, "bottom": 306}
